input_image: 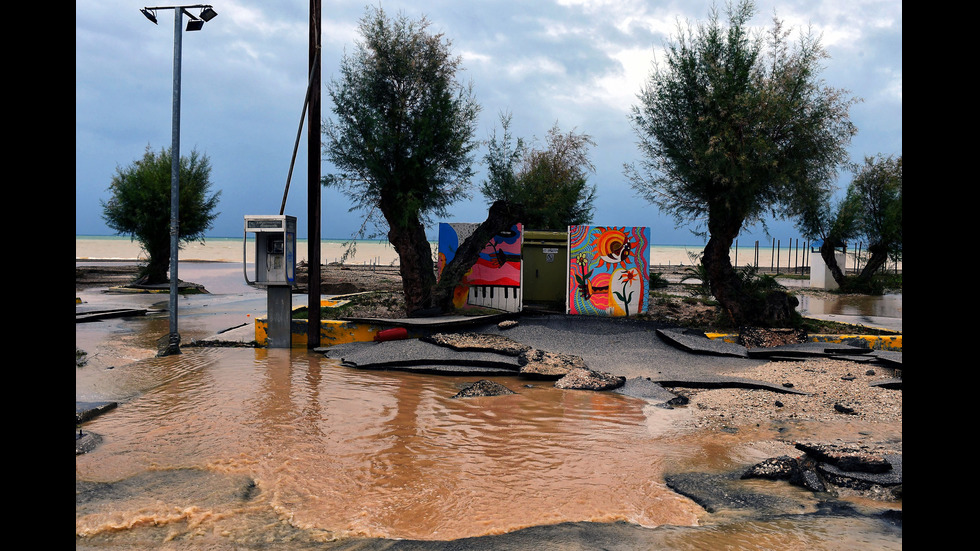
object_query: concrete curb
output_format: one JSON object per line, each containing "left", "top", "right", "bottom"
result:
{"left": 705, "top": 332, "right": 902, "bottom": 351}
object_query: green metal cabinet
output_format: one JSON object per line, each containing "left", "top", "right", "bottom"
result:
{"left": 521, "top": 230, "right": 568, "bottom": 311}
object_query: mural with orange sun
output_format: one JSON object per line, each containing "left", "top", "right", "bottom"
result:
{"left": 567, "top": 226, "right": 650, "bottom": 316}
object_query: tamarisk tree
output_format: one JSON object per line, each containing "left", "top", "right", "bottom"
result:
{"left": 323, "top": 7, "right": 521, "bottom": 315}
{"left": 625, "top": 0, "right": 858, "bottom": 325}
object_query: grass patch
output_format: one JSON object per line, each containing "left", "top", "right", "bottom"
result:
{"left": 829, "top": 272, "right": 903, "bottom": 295}
{"left": 648, "top": 272, "right": 670, "bottom": 289}
{"left": 292, "top": 291, "right": 405, "bottom": 320}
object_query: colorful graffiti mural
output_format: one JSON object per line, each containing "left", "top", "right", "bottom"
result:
{"left": 437, "top": 223, "right": 523, "bottom": 312}
{"left": 567, "top": 226, "right": 650, "bottom": 316}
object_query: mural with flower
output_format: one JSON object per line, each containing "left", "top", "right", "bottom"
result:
{"left": 567, "top": 226, "right": 650, "bottom": 316}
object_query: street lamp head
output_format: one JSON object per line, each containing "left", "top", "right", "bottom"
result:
{"left": 183, "top": 6, "right": 217, "bottom": 31}
{"left": 140, "top": 8, "right": 158, "bottom": 24}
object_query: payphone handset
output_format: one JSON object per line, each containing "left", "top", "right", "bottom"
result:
{"left": 243, "top": 215, "right": 297, "bottom": 286}
{"left": 267, "top": 237, "right": 285, "bottom": 272}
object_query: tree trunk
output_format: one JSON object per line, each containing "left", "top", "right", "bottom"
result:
{"left": 857, "top": 242, "right": 890, "bottom": 282}
{"left": 138, "top": 237, "right": 171, "bottom": 285}
{"left": 385, "top": 213, "right": 437, "bottom": 316}
{"left": 380, "top": 199, "right": 524, "bottom": 317}
{"left": 702, "top": 228, "right": 743, "bottom": 326}
{"left": 430, "top": 200, "right": 525, "bottom": 313}
{"left": 820, "top": 240, "right": 847, "bottom": 287}
{"left": 703, "top": 218, "right": 798, "bottom": 327}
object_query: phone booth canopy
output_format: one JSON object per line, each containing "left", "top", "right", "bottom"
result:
{"left": 244, "top": 215, "right": 297, "bottom": 286}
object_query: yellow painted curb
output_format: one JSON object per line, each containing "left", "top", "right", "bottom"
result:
{"left": 256, "top": 295, "right": 405, "bottom": 347}
{"left": 704, "top": 333, "right": 739, "bottom": 344}
{"left": 809, "top": 333, "right": 902, "bottom": 351}
{"left": 705, "top": 332, "right": 902, "bottom": 351}
{"left": 105, "top": 286, "right": 170, "bottom": 294}
{"left": 255, "top": 317, "right": 392, "bottom": 348}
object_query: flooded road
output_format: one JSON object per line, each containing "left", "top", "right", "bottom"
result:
{"left": 77, "top": 349, "right": 703, "bottom": 540}
{"left": 76, "top": 347, "right": 901, "bottom": 549}
{"left": 76, "top": 262, "right": 901, "bottom": 549}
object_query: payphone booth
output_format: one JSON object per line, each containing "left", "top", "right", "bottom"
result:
{"left": 244, "top": 215, "right": 297, "bottom": 348}
{"left": 244, "top": 215, "right": 297, "bottom": 286}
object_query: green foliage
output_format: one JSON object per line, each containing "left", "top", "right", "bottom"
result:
{"left": 873, "top": 272, "right": 902, "bottom": 292}
{"left": 322, "top": 6, "right": 481, "bottom": 233}
{"left": 794, "top": 177, "right": 862, "bottom": 247}
{"left": 101, "top": 145, "right": 220, "bottom": 284}
{"left": 76, "top": 348, "right": 88, "bottom": 368}
{"left": 481, "top": 113, "right": 596, "bottom": 230}
{"left": 834, "top": 271, "right": 901, "bottom": 295}
{"left": 848, "top": 154, "right": 903, "bottom": 264}
{"left": 624, "top": 0, "right": 857, "bottom": 325}
{"left": 735, "top": 265, "right": 803, "bottom": 327}
{"left": 625, "top": 0, "right": 858, "bottom": 232}
{"left": 682, "top": 250, "right": 711, "bottom": 297}
{"left": 648, "top": 272, "right": 670, "bottom": 289}
{"left": 736, "top": 265, "right": 783, "bottom": 294}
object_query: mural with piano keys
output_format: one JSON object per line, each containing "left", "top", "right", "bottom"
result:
{"left": 437, "top": 222, "right": 523, "bottom": 312}
{"left": 567, "top": 225, "right": 650, "bottom": 317}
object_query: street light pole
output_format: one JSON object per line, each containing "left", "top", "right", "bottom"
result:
{"left": 140, "top": 4, "right": 217, "bottom": 356}
{"left": 165, "top": 7, "right": 184, "bottom": 355}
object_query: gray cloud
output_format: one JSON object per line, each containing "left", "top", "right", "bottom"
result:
{"left": 77, "top": 0, "right": 902, "bottom": 245}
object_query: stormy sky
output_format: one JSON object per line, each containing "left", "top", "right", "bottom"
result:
{"left": 76, "top": 0, "right": 902, "bottom": 245}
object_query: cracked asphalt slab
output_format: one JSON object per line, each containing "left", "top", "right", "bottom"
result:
{"left": 320, "top": 314, "right": 826, "bottom": 399}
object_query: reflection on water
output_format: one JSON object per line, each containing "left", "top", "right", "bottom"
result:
{"left": 76, "top": 348, "right": 901, "bottom": 549}
{"left": 796, "top": 292, "right": 902, "bottom": 318}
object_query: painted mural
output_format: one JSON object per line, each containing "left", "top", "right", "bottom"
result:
{"left": 567, "top": 225, "right": 650, "bottom": 317}
{"left": 437, "top": 223, "right": 523, "bottom": 312}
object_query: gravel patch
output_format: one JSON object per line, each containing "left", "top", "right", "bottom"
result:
{"left": 666, "top": 358, "right": 903, "bottom": 432}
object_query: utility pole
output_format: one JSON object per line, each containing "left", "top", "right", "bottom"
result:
{"left": 307, "top": 0, "right": 322, "bottom": 348}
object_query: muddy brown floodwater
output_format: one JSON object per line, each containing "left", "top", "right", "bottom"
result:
{"left": 76, "top": 347, "right": 901, "bottom": 549}
{"left": 77, "top": 350, "right": 701, "bottom": 538}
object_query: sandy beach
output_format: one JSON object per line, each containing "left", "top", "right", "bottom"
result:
{"left": 78, "top": 234, "right": 860, "bottom": 273}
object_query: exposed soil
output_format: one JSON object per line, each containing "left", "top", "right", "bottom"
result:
{"left": 294, "top": 261, "right": 404, "bottom": 295}
{"left": 75, "top": 265, "right": 145, "bottom": 291}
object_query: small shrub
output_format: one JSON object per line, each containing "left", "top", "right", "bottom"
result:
{"left": 737, "top": 265, "right": 783, "bottom": 294}
{"left": 682, "top": 251, "right": 711, "bottom": 297}
{"left": 837, "top": 272, "right": 901, "bottom": 295}
{"left": 648, "top": 272, "right": 670, "bottom": 289}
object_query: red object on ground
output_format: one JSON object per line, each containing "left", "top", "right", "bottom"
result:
{"left": 374, "top": 327, "right": 409, "bottom": 342}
